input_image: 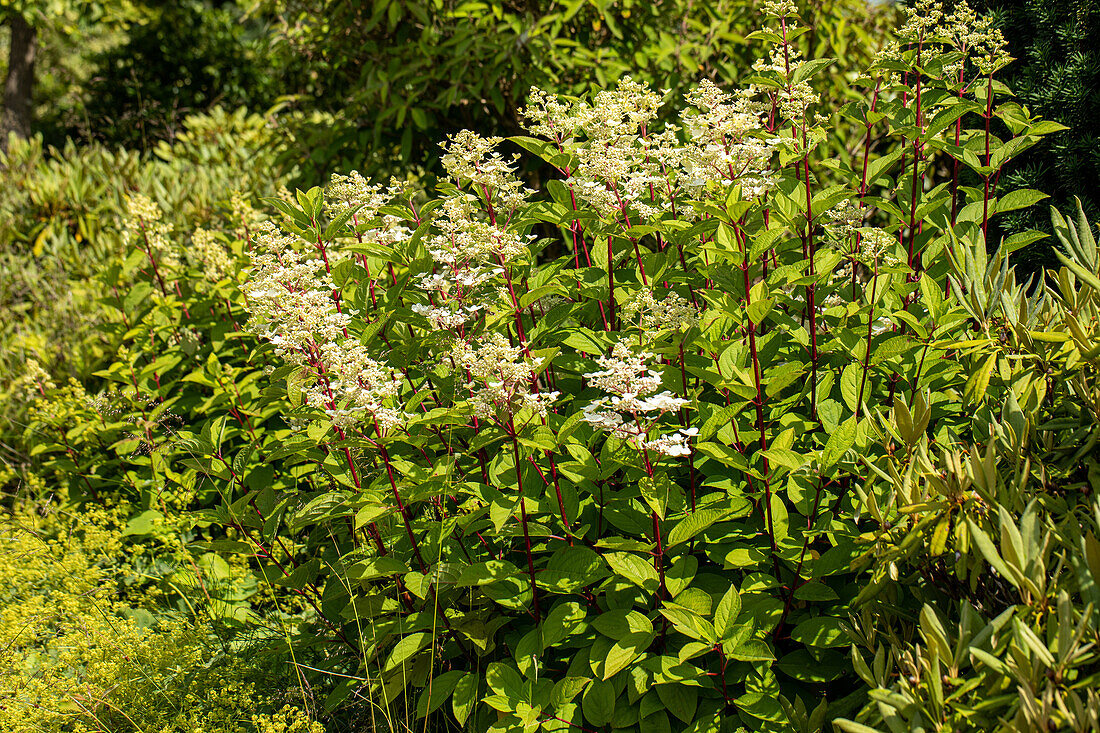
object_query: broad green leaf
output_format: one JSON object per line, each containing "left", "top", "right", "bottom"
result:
{"left": 667, "top": 507, "right": 728, "bottom": 547}
{"left": 714, "top": 586, "right": 742, "bottom": 638}
{"left": 821, "top": 415, "right": 857, "bottom": 470}
{"left": 385, "top": 631, "right": 432, "bottom": 671}
{"left": 603, "top": 631, "right": 655, "bottom": 680}
{"left": 656, "top": 683, "right": 698, "bottom": 724}
{"left": 789, "top": 616, "right": 849, "bottom": 648}
{"left": 605, "top": 552, "right": 660, "bottom": 594}
{"left": 592, "top": 609, "right": 653, "bottom": 640}
{"left": 582, "top": 679, "right": 617, "bottom": 727}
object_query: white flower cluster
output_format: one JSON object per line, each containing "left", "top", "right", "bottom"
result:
{"left": 325, "top": 171, "right": 411, "bottom": 222}
{"left": 752, "top": 44, "right": 824, "bottom": 126}
{"left": 244, "top": 221, "right": 406, "bottom": 431}
{"left": 520, "top": 87, "right": 577, "bottom": 142}
{"left": 522, "top": 73, "right": 789, "bottom": 219}
{"left": 244, "top": 222, "right": 351, "bottom": 358}
{"left": 623, "top": 289, "right": 700, "bottom": 332}
{"left": 582, "top": 342, "right": 697, "bottom": 457}
{"left": 441, "top": 131, "right": 531, "bottom": 213}
{"left": 824, "top": 201, "right": 901, "bottom": 268}
{"left": 123, "top": 194, "right": 179, "bottom": 271}
{"left": 309, "top": 340, "right": 406, "bottom": 432}
{"left": 681, "top": 79, "right": 777, "bottom": 197}
{"left": 568, "top": 78, "right": 679, "bottom": 221}
{"left": 191, "top": 227, "right": 233, "bottom": 283}
{"left": 411, "top": 195, "right": 525, "bottom": 330}
{"left": 453, "top": 334, "right": 558, "bottom": 419}
{"left": 877, "top": 0, "right": 1011, "bottom": 85}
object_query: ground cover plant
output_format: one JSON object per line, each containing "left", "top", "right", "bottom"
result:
{"left": 6, "top": 0, "right": 1100, "bottom": 731}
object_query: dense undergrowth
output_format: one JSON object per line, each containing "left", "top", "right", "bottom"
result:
{"left": 2, "top": 0, "right": 1100, "bottom": 731}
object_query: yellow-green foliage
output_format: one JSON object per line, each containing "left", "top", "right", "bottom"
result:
{"left": 0, "top": 504, "right": 323, "bottom": 733}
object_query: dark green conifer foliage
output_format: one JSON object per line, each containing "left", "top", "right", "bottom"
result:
{"left": 976, "top": 0, "right": 1100, "bottom": 270}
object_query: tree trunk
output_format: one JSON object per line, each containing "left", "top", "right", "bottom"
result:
{"left": 2, "top": 12, "right": 37, "bottom": 149}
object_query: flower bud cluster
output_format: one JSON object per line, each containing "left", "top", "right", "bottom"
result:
{"left": 876, "top": 0, "right": 1012, "bottom": 86}
{"left": 442, "top": 131, "right": 531, "bottom": 214}
{"left": 452, "top": 334, "right": 558, "bottom": 419}
{"left": 13, "top": 359, "right": 56, "bottom": 396}
{"left": 123, "top": 194, "right": 179, "bottom": 272}
{"left": 582, "top": 342, "right": 696, "bottom": 457}
{"left": 824, "top": 201, "right": 901, "bottom": 268}
{"left": 229, "top": 192, "right": 263, "bottom": 241}
{"left": 412, "top": 191, "right": 530, "bottom": 331}
{"left": 325, "top": 171, "right": 412, "bottom": 223}
{"left": 523, "top": 73, "right": 789, "bottom": 218}
{"left": 681, "top": 79, "right": 777, "bottom": 196}
{"left": 623, "top": 289, "right": 700, "bottom": 332}
{"left": 191, "top": 228, "right": 233, "bottom": 283}
{"left": 244, "top": 221, "right": 407, "bottom": 431}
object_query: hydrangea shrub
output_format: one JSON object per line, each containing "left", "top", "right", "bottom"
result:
{"left": 21, "top": 0, "right": 1099, "bottom": 731}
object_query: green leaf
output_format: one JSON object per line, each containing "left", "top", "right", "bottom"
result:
{"left": 777, "top": 649, "right": 846, "bottom": 682}
{"left": 385, "top": 631, "right": 432, "bottom": 671}
{"left": 727, "top": 638, "right": 775, "bottom": 662}
{"left": 660, "top": 605, "right": 717, "bottom": 644}
{"left": 996, "top": 188, "right": 1048, "bottom": 214}
{"left": 791, "top": 58, "right": 834, "bottom": 85}
{"left": 656, "top": 683, "right": 698, "bottom": 724}
{"left": 964, "top": 352, "right": 997, "bottom": 405}
{"left": 965, "top": 518, "right": 1016, "bottom": 585}
{"left": 714, "top": 586, "right": 742, "bottom": 638}
{"left": 271, "top": 559, "right": 320, "bottom": 591}
{"left": 793, "top": 582, "right": 839, "bottom": 602}
{"left": 667, "top": 507, "right": 728, "bottom": 547}
{"left": 1055, "top": 249, "right": 1100, "bottom": 293}
{"left": 605, "top": 552, "right": 660, "bottom": 594}
{"left": 416, "top": 670, "right": 465, "bottom": 718}
{"left": 592, "top": 609, "right": 653, "bottom": 640}
{"left": 641, "top": 474, "right": 676, "bottom": 519}
{"left": 582, "top": 679, "right": 617, "bottom": 727}
{"left": 603, "top": 631, "right": 654, "bottom": 680}
{"left": 820, "top": 415, "right": 857, "bottom": 471}
{"left": 123, "top": 509, "right": 163, "bottom": 536}
{"left": 452, "top": 672, "right": 477, "bottom": 725}
{"left": 789, "top": 616, "right": 849, "bottom": 648}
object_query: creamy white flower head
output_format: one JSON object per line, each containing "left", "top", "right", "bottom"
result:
{"left": 680, "top": 80, "right": 775, "bottom": 198}
{"left": 642, "top": 429, "right": 698, "bottom": 457}
{"left": 584, "top": 341, "right": 663, "bottom": 397}
{"left": 521, "top": 86, "right": 581, "bottom": 141}
{"left": 441, "top": 131, "right": 531, "bottom": 213}
{"left": 304, "top": 341, "right": 407, "bottom": 430}
{"left": 453, "top": 334, "right": 556, "bottom": 419}
{"left": 326, "top": 170, "right": 387, "bottom": 219}
{"left": 582, "top": 341, "right": 695, "bottom": 457}
{"left": 243, "top": 221, "right": 351, "bottom": 360}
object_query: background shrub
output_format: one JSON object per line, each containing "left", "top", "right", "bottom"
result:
{"left": 974, "top": 0, "right": 1100, "bottom": 271}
